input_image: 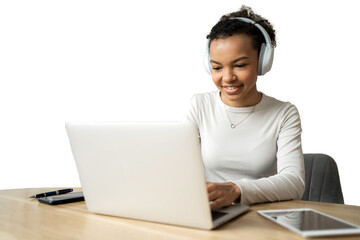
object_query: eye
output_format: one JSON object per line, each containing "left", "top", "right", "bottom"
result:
{"left": 211, "top": 66, "right": 222, "bottom": 71}
{"left": 235, "top": 64, "right": 247, "bottom": 68}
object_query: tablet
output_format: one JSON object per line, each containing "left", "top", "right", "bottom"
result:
{"left": 258, "top": 208, "right": 360, "bottom": 237}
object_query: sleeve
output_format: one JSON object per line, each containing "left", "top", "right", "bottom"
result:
{"left": 232, "top": 104, "right": 305, "bottom": 205}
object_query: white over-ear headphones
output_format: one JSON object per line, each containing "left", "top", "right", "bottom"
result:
{"left": 204, "top": 17, "right": 274, "bottom": 76}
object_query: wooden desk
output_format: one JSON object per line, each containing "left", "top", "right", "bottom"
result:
{"left": 1, "top": 188, "right": 359, "bottom": 240}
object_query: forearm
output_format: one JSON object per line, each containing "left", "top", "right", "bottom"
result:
{"left": 233, "top": 169, "right": 305, "bottom": 205}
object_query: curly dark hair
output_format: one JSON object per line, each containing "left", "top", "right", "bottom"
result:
{"left": 207, "top": 5, "right": 276, "bottom": 54}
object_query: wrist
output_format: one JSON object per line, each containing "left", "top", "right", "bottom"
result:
{"left": 234, "top": 185, "right": 241, "bottom": 203}
{"left": 228, "top": 181, "right": 241, "bottom": 203}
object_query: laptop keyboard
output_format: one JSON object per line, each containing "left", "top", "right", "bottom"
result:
{"left": 211, "top": 211, "right": 228, "bottom": 221}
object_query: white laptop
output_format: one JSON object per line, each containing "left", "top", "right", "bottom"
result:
{"left": 65, "top": 121, "right": 249, "bottom": 230}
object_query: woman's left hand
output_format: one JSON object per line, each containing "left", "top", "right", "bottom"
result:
{"left": 207, "top": 182, "right": 241, "bottom": 210}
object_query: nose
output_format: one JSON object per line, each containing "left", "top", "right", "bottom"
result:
{"left": 222, "top": 68, "right": 236, "bottom": 83}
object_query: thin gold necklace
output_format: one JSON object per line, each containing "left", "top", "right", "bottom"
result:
{"left": 223, "top": 93, "right": 261, "bottom": 129}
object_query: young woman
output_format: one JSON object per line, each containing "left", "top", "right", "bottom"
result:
{"left": 187, "top": 6, "right": 305, "bottom": 210}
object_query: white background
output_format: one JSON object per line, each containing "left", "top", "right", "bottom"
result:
{"left": 1, "top": 0, "right": 359, "bottom": 206}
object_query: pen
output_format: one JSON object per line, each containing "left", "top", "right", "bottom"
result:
{"left": 29, "top": 188, "right": 73, "bottom": 198}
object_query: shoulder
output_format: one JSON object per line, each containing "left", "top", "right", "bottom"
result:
{"left": 189, "top": 91, "right": 219, "bottom": 108}
{"left": 261, "top": 94, "right": 300, "bottom": 115}
{"left": 260, "top": 94, "right": 301, "bottom": 126}
{"left": 187, "top": 91, "right": 219, "bottom": 126}
{"left": 263, "top": 94, "right": 302, "bottom": 134}
{"left": 190, "top": 91, "right": 218, "bottom": 102}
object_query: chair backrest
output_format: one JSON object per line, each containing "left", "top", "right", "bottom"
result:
{"left": 301, "top": 153, "right": 344, "bottom": 204}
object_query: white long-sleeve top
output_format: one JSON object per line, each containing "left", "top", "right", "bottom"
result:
{"left": 186, "top": 91, "right": 305, "bottom": 205}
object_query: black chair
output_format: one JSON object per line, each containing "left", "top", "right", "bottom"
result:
{"left": 301, "top": 153, "right": 344, "bottom": 204}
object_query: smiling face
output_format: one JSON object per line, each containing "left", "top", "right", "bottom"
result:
{"left": 209, "top": 34, "right": 260, "bottom": 107}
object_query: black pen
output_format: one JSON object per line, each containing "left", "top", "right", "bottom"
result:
{"left": 29, "top": 188, "right": 73, "bottom": 198}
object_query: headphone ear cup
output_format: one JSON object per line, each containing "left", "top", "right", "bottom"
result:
{"left": 204, "top": 39, "right": 212, "bottom": 75}
{"left": 257, "top": 43, "right": 274, "bottom": 75}
{"left": 203, "top": 51, "right": 212, "bottom": 75}
{"left": 257, "top": 44, "right": 266, "bottom": 75}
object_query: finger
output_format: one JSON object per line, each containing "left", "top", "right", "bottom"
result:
{"left": 210, "top": 198, "right": 224, "bottom": 211}
{"left": 206, "top": 182, "right": 216, "bottom": 192}
{"left": 207, "top": 183, "right": 219, "bottom": 201}
{"left": 208, "top": 190, "right": 220, "bottom": 202}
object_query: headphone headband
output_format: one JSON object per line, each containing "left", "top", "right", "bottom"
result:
{"left": 230, "top": 17, "right": 272, "bottom": 46}
{"left": 204, "top": 17, "right": 274, "bottom": 76}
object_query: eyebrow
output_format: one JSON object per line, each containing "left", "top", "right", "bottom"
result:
{"left": 210, "top": 56, "right": 249, "bottom": 65}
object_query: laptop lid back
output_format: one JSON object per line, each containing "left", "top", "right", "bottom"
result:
{"left": 66, "top": 121, "right": 213, "bottom": 229}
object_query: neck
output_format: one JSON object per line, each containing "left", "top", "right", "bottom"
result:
{"left": 221, "top": 91, "right": 262, "bottom": 108}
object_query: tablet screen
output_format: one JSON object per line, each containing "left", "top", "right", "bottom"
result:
{"left": 258, "top": 208, "right": 360, "bottom": 237}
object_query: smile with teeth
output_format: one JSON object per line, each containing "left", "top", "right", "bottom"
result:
{"left": 223, "top": 85, "right": 243, "bottom": 94}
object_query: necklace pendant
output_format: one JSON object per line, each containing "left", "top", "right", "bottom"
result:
{"left": 231, "top": 124, "right": 236, "bottom": 128}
